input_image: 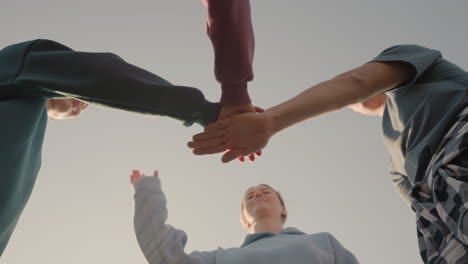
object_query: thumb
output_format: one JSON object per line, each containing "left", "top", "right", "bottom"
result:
{"left": 254, "top": 106, "right": 265, "bottom": 113}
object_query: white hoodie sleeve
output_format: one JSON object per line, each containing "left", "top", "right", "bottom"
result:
{"left": 133, "top": 177, "right": 216, "bottom": 264}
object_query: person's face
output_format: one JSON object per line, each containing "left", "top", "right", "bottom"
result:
{"left": 46, "top": 98, "right": 88, "bottom": 120}
{"left": 242, "top": 185, "right": 286, "bottom": 228}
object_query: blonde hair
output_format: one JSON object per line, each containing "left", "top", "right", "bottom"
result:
{"left": 240, "top": 184, "right": 287, "bottom": 227}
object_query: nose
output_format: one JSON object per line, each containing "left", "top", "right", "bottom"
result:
{"left": 254, "top": 190, "right": 263, "bottom": 198}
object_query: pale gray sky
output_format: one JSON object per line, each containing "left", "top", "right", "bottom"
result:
{"left": 2, "top": 1, "right": 468, "bottom": 263}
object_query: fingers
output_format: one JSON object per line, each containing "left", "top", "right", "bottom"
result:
{"left": 204, "top": 119, "right": 231, "bottom": 132}
{"left": 222, "top": 149, "right": 249, "bottom": 163}
{"left": 192, "top": 128, "right": 227, "bottom": 141}
{"left": 189, "top": 127, "right": 230, "bottom": 156}
{"left": 238, "top": 152, "right": 260, "bottom": 163}
{"left": 193, "top": 147, "right": 263, "bottom": 163}
{"left": 71, "top": 104, "right": 81, "bottom": 116}
{"left": 235, "top": 150, "right": 264, "bottom": 163}
{"left": 131, "top": 169, "right": 159, "bottom": 183}
{"left": 188, "top": 135, "right": 225, "bottom": 150}
{"left": 237, "top": 154, "right": 254, "bottom": 162}
{"left": 254, "top": 106, "right": 265, "bottom": 113}
{"left": 193, "top": 144, "right": 228, "bottom": 155}
{"left": 130, "top": 169, "right": 142, "bottom": 183}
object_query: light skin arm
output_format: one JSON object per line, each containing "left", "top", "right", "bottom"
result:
{"left": 188, "top": 61, "right": 414, "bottom": 163}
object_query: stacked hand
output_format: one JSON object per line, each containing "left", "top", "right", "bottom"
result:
{"left": 130, "top": 170, "right": 159, "bottom": 184}
{"left": 218, "top": 103, "right": 256, "bottom": 120}
{"left": 188, "top": 110, "right": 274, "bottom": 163}
{"left": 212, "top": 103, "right": 264, "bottom": 162}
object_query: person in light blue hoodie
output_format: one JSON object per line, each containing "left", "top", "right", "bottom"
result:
{"left": 130, "top": 170, "right": 359, "bottom": 264}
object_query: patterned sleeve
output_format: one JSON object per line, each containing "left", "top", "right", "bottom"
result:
{"left": 389, "top": 170, "right": 413, "bottom": 208}
{"left": 133, "top": 177, "right": 216, "bottom": 264}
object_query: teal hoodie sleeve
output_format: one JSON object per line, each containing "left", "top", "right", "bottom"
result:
{"left": 0, "top": 39, "right": 219, "bottom": 126}
{"left": 369, "top": 45, "right": 442, "bottom": 91}
{"left": 133, "top": 177, "right": 216, "bottom": 264}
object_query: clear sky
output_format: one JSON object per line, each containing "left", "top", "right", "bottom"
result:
{"left": 2, "top": 0, "right": 468, "bottom": 263}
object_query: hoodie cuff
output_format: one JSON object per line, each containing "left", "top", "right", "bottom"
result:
{"left": 220, "top": 82, "right": 251, "bottom": 106}
{"left": 133, "top": 176, "right": 161, "bottom": 192}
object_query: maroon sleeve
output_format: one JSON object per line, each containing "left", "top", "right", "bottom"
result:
{"left": 203, "top": 0, "right": 254, "bottom": 106}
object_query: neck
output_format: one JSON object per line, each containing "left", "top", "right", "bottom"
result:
{"left": 250, "top": 218, "right": 283, "bottom": 234}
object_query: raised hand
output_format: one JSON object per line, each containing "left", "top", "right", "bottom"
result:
{"left": 188, "top": 111, "right": 273, "bottom": 163}
{"left": 130, "top": 169, "right": 158, "bottom": 184}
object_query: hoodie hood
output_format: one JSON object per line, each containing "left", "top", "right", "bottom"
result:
{"left": 241, "top": 227, "right": 305, "bottom": 247}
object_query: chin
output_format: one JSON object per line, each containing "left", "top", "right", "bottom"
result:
{"left": 253, "top": 205, "right": 273, "bottom": 217}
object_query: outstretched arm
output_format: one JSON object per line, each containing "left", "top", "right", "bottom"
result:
{"left": 202, "top": 0, "right": 255, "bottom": 117}
{"left": 9, "top": 39, "right": 216, "bottom": 126}
{"left": 201, "top": 0, "right": 263, "bottom": 162}
{"left": 131, "top": 170, "right": 215, "bottom": 264}
{"left": 188, "top": 61, "right": 414, "bottom": 163}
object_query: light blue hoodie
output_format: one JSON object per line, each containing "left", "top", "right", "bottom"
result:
{"left": 133, "top": 177, "right": 359, "bottom": 264}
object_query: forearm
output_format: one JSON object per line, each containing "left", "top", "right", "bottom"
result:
{"left": 203, "top": 0, "right": 254, "bottom": 105}
{"left": 264, "top": 61, "right": 413, "bottom": 134}
{"left": 133, "top": 177, "right": 215, "bottom": 264}
{"left": 133, "top": 178, "right": 186, "bottom": 263}
{"left": 17, "top": 39, "right": 214, "bottom": 126}
{"left": 265, "top": 74, "right": 375, "bottom": 134}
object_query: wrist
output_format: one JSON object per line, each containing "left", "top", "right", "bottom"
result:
{"left": 133, "top": 176, "right": 161, "bottom": 191}
{"left": 262, "top": 110, "right": 280, "bottom": 137}
{"left": 220, "top": 83, "right": 251, "bottom": 106}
